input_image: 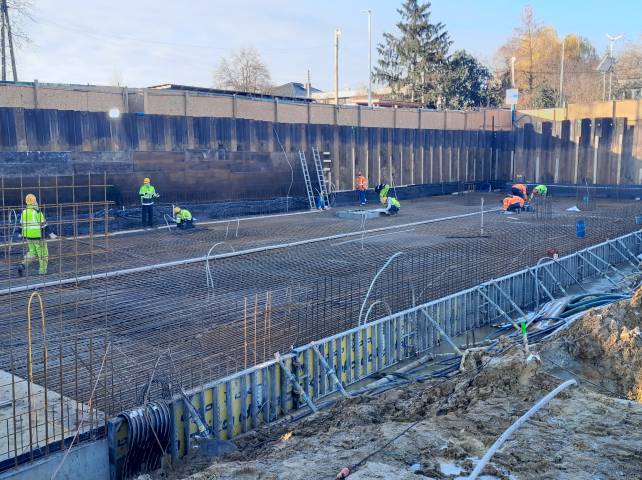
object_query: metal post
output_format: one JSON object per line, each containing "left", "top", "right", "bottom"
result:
{"left": 361, "top": 10, "right": 372, "bottom": 107}
{"left": 334, "top": 28, "right": 341, "bottom": 106}
{"left": 559, "top": 36, "right": 565, "bottom": 107}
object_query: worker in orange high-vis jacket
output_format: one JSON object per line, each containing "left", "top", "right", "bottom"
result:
{"left": 355, "top": 171, "right": 368, "bottom": 206}
{"left": 502, "top": 194, "right": 525, "bottom": 212}
{"left": 511, "top": 182, "right": 528, "bottom": 200}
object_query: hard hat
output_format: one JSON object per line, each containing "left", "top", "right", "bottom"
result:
{"left": 143, "top": 177, "right": 151, "bottom": 184}
{"left": 356, "top": 171, "right": 362, "bottom": 176}
{"left": 25, "top": 194, "right": 37, "bottom": 205}
{"left": 174, "top": 207, "right": 181, "bottom": 214}
{"left": 374, "top": 184, "right": 384, "bottom": 194}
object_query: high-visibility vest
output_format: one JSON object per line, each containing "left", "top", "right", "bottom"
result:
{"left": 21, "top": 206, "right": 45, "bottom": 239}
{"left": 534, "top": 184, "right": 547, "bottom": 195}
{"left": 176, "top": 209, "right": 192, "bottom": 222}
{"left": 356, "top": 176, "right": 367, "bottom": 191}
{"left": 503, "top": 196, "right": 524, "bottom": 210}
{"left": 389, "top": 197, "right": 400, "bottom": 208}
{"left": 379, "top": 184, "right": 390, "bottom": 200}
{"left": 139, "top": 185, "right": 157, "bottom": 205}
{"left": 512, "top": 183, "right": 527, "bottom": 198}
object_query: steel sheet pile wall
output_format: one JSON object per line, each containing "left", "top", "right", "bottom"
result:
{"left": 0, "top": 107, "right": 511, "bottom": 201}
{"left": 107, "top": 230, "right": 642, "bottom": 479}
{"left": 513, "top": 116, "right": 640, "bottom": 186}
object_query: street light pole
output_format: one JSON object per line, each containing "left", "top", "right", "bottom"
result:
{"left": 361, "top": 10, "right": 372, "bottom": 107}
{"left": 334, "top": 28, "right": 341, "bottom": 106}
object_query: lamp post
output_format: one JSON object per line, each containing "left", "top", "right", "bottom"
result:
{"left": 361, "top": 9, "right": 373, "bottom": 107}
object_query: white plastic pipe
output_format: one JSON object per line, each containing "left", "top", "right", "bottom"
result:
{"left": 468, "top": 379, "right": 577, "bottom": 479}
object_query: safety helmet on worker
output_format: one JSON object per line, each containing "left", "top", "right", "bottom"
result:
{"left": 143, "top": 177, "right": 151, "bottom": 184}
{"left": 174, "top": 207, "right": 181, "bottom": 214}
{"left": 25, "top": 194, "right": 37, "bottom": 205}
{"left": 374, "top": 184, "right": 384, "bottom": 194}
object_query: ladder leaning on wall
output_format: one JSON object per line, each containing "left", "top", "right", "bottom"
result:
{"left": 298, "top": 150, "right": 316, "bottom": 210}
{"left": 312, "top": 146, "right": 330, "bottom": 208}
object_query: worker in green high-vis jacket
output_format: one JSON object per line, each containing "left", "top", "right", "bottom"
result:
{"left": 139, "top": 177, "right": 160, "bottom": 228}
{"left": 17, "top": 194, "right": 57, "bottom": 276}
{"left": 530, "top": 184, "right": 548, "bottom": 201}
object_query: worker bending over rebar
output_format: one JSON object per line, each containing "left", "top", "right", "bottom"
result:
{"left": 17, "top": 194, "right": 57, "bottom": 276}
{"left": 375, "top": 183, "right": 400, "bottom": 215}
{"left": 173, "top": 206, "right": 194, "bottom": 230}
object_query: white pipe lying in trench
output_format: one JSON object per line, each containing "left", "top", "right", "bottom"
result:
{"left": 467, "top": 379, "right": 577, "bottom": 480}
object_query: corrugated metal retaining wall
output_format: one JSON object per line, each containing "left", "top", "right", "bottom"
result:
{"left": 107, "top": 230, "right": 642, "bottom": 479}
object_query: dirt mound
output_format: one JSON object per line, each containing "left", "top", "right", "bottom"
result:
{"left": 544, "top": 289, "right": 642, "bottom": 400}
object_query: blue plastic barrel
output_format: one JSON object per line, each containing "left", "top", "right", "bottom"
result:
{"left": 576, "top": 219, "right": 586, "bottom": 238}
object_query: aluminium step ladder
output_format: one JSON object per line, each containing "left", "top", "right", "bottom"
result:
{"left": 298, "top": 150, "right": 316, "bottom": 210}
{"left": 312, "top": 146, "right": 330, "bottom": 208}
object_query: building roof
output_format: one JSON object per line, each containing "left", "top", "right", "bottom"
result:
{"left": 147, "top": 84, "right": 315, "bottom": 103}
{"left": 270, "top": 82, "right": 321, "bottom": 99}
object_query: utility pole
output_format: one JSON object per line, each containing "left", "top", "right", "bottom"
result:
{"left": 558, "top": 36, "right": 565, "bottom": 107}
{"left": 0, "top": 0, "right": 17, "bottom": 81}
{"left": 334, "top": 28, "right": 341, "bottom": 105}
{"left": 361, "top": 10, "right": 372, "bottom": 107}
{"left": 1, "top": 1, "right": 6, "bottom": 81}
{"left": 306, "top": 69, "right": 311, "bottom": 98}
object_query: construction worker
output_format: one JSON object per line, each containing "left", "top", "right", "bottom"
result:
{"left": 17, "top": 194, "right": 57, "bottom": 276}
{"left": 511, "top": 182, "right": 528, "bottom": 201}
{"left": 173, "top": 207, "right": 194, "bottom": 230}
{"left": 139, "top": 177, "right": 159, "bottom": 228}
{"left": 375, "top": 184, "right": 401, "bottom": 215}
{"left": 355, "top": 171, "right": 368, "bottom": 206}
{"left": 530, "top": 184, "right": 548, "bottom": 200}
{"left": 502, "top": 194, "right": 525, "bottom": 213}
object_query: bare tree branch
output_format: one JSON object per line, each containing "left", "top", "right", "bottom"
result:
{"left": 213, "top": 47, "right": 272, "bottom": 93}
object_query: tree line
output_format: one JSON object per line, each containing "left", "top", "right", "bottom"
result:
{"left": 213, "top": 1, "right": 642, "bottom": 109}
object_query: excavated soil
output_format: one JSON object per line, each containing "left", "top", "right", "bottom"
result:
{"left": 150, "top": 294, "right": 642, "bottom": 480}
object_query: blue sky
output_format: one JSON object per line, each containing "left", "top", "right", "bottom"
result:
{"left": 13, "top": 0, "right": 642, "bottom": 91}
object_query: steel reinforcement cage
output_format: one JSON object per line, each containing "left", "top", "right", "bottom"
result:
{"left": 107, "top": 229, "right": 642, "bottom": 479}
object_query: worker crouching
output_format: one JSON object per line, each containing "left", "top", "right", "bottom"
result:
{"left": 502, "top": 194, "right": 524, "bottom": 213}
{"left": 17, "top": 194, "right": 57, "bottom": 276}
{"left": 174, "top": 207, "right": 194, "bottom": 230}
{"left": 375, "top": 183, "right": 401, "bottom": 215}
{"left": 529, "top": 184, "right": 548, "bottom": 201}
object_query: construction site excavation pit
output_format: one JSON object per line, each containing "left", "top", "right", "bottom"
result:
{"left": 2, "top": 192, "right": 642, "bottom": 476}
{"left": 148, "top": 268, "right": 642, "bottom": 480}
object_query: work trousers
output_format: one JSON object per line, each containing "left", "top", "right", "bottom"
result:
{"left": 24, "top": 239, "right": 48, "bottom": 274}
{"left": 177, "top": 219, "right": 194, "bottom": 230}
{"left": 511, "top": 187, "right": 526, "bottom": 200}
{"left": 357, "top": 189, "right": 367, "bottom": 205}
{"left": 141, "top": 204, "right": 154, "bottom": 227}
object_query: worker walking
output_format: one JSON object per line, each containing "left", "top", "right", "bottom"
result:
{"left": 17, "top": 194, "right": 57, "bottom": 276}
{"left": 529, "top": 184, "right": 548, "bottom": 201}
{"left": 375, "top": 183, "right": 401, "bottom": 215}
{"left": 173, "top": 207, "right": 194, "bottom": 230}
{"left": 502, "top": 194, "right": 525, "bottom": 213}
{"left": 355, "top": 171, "right": 368, "bottom": 206}
{"left": 139, "top": 177, "right": 159, "bottom": 228}
{"left": 511, "top": 182, "right": 528, "bottom": 201}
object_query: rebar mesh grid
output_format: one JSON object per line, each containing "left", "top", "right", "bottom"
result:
{"left": 1, "top": 185, "right": 642, "bottom": 469}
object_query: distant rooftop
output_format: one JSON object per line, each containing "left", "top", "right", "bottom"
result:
{"left": 270, "top": 82, "right": 321, "bottom": 99}
{"left": 148, "top": 84, "right": 315, "bottom": 103}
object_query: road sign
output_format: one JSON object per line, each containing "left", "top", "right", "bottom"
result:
{"left": 505, "top": 88, "right": 519, "bottom": 105}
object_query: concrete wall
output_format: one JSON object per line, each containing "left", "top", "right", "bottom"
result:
{"left": 0, "top": 82, "right": 512, "bottom": 130}
{"left": 0, "top": 439, "right": 108, "bottom": 480}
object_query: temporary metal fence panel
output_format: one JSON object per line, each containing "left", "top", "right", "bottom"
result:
{"left": 106, "top": 229, "right": 641, "bottom": 480}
